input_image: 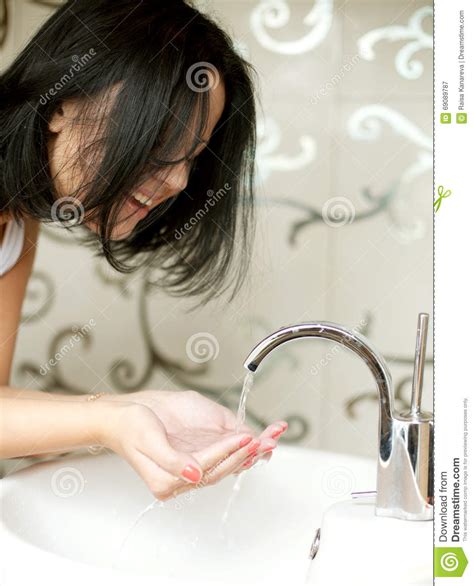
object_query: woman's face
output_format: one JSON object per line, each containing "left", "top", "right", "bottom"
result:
{"left": 47, "top": 78, "right": 226, "bottom": 240}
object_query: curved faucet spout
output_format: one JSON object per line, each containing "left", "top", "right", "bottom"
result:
{"left": 244, "top": 322, "right": 394, "bottom": 433}
{"left": 243, "top": 319, "right": 434, "bottom": 521}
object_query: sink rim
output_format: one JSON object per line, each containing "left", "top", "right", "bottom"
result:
{"left": 1, "top": 443, "right": 375, "bottom": 486}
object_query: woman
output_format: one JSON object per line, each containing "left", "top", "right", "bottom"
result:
{"left": 0, "top": 0, "right": 287, "bottom": 501}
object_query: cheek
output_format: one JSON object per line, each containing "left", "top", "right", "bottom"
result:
{"left": 49, "top": 129, "right": 96, "bottom": 199}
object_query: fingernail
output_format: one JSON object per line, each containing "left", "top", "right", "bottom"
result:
{"left": 262, "top": 445, "right": 275, "bottom": 454}
{"left": 181, "top": 465, "right": 201, "bottom": 483}
{"left": 247, "top": 440, "right": 261, "bottom": 454}
{"left": 239, "top": 435, "right": 252, "bottom": 448}
{"left": 242, "top": 456, "right": 256, "bottom": 468}
{"left": 271, "top": 428, "right": 284, "bottom": 439}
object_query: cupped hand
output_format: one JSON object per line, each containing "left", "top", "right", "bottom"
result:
{"left": 101, "top": 390, "right": 287, "bottom": 499}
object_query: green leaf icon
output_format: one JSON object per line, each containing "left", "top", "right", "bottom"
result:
{"left": 434, "top": 547, "right": 468, "bottom": 577}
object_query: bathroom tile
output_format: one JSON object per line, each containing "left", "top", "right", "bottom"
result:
{"left": 210, "top": 1, "right": 344, "bottom": 102}
{"left": 0, "top": 0, "right": 21, "bottom": 69}
{"left": 314, "top": 97, "right": 433, "bottom": 453}
{"left": 7, "top": 0, "right": 433, "bottom": 463}
{"left": 15, "top": 0, "right": 56, "bottom": 51}
{"left": 339, "top": 0, "right": 433, "bottom": 99}
{"left": 255, "top": 97, "right": 334, "bottom": 209}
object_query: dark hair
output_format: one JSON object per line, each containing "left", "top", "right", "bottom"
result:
{"left": 0, "top": 0, "right": 257, "bottom": 301}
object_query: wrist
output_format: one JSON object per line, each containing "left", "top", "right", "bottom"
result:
{"left": 90, "top": 391, "right": 133, "bottom": 404}
{"left": 87, "top": 398, "right": 123, "bottom": 448}
{"left": 90, "top": 396, "right": 147, "bottom": 452}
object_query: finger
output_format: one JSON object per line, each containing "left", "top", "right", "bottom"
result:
{"left": 166, "top": 434, "right": 258, "bottom": 495}
{"left": 233, "top": 450, "right": 273, "bottom": 475}
{"left": 241, "top": 454, "right": 257, "bottom": 470}
{"left": 199, "top": 438, "right": 262, "bottom": 486}
{"left": 259, "top": 421, "right": 288, "bottom": 441}
{"left": 258, "top": 437, "right": 278, "bottom": 452}
{"left": 139, "top": 426, "right": 207, "bottom": 484}
{"left": 254, "top": 450, "right": 274, "bottom": 467}
{"left": 238, "top": 421, "right": 288, "bottom": 439}
{"left": 193, "top": 432, "right": 256, "bottom": 471}
{"left": 247, "top": 451, "right": 273, "bottom": 472}
{"left": 126, "top": 447, "right": 183, "bottom": 500}
{"left": 168, "top": 435, "right": 260, "bottom": 492}
{"left": 254, "top": 450, "right": 273, "bottom": 465}
{"left": 234, "top": 438, "right": 276, "bottom": 473}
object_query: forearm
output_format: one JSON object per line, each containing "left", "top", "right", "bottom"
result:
{"left": 0, "top": 385, "right": 110, "bottom": 402}
{"left": 0, "top": 393, "right": 114, "bottom": 459}
{"left": 0, "top": 386, "right": 102, "bottom": 402}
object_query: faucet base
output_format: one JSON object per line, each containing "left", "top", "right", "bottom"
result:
{"left": 376, "top": 416, "right": 434, "bottom": 521}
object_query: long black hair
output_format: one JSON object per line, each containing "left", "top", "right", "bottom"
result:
{"left": 0, "top": 0, "right": 257, "bottom": 301}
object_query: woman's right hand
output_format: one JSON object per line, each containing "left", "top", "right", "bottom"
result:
{"left": 100, "top": 401, "right": 262, "bottom": 501}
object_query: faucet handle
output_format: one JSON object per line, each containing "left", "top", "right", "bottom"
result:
{"left": 410, "top": 313, "right": 429, "bottom": 417}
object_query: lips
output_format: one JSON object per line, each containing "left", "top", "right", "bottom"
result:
{"left": 126, "top": 194, "right": 150, "bottom": 220}
{"left": 137, "top": 186, "right": 160, "bottom": 200}
{"left": 124, "top": 182, "right": 171, "bottom": 224}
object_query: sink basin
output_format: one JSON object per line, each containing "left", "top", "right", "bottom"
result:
{"left": 1, "top": 445, "right": 375, "bottom": 585}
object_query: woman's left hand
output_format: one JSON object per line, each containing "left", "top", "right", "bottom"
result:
{"left": 104, "top": 389, "right": 287, "bottom": 474}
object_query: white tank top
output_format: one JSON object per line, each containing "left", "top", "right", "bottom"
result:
{"left": 0, "top": 218, "right": 25, "bottom": 276}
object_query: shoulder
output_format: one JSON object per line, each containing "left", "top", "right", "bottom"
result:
{"left": 0, "top": 215, "right": 40, "bottom": 277}
{"left": 0, "top": 210, "right": 12, "bottom": 226}
{"left": 0, "top": 216, "right": 40, "bottom": 385}
{"left": 18, "top": 216, "right": 40, "bottom": 268}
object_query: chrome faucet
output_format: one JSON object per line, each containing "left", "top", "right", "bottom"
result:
{"left": 243, "top": 313, "right": 433, "bottom": 521}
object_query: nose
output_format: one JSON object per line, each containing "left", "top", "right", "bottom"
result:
{"left": 162, "top": 160, "right": 190, "bottom": 197}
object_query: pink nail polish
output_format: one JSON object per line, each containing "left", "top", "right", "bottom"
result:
{"left": 271, "top": 429, "right": 284, "bottom": 439}
{"left": 181, "top": 465, "right": 201, "bottom": 483}
{"left": 242, "top": 456, "right": 256, "bottom": 468}
{"left": 262, "top": 445, "right": 275, "bottom": 453}
{"left": 247, "top": 440, "right": 261, "bottom": 454}
{"left": 239, "top": 436, "right": 252, "bottom": 448}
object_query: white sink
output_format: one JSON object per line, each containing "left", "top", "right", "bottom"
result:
{"left": 1, "top": 446, "right": 375, "bottom": 586}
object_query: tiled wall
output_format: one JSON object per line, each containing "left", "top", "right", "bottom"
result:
{"left": 1, "top": 0, "right": 433, "bottom": 463}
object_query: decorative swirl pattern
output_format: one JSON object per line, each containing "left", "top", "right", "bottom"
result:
{"left": 344, "top": 314, "right": 433, "bottom": 418}
{"left": 21, "top": 271, "right": 55, "bottom": 324}
{"left": 0, "top": 0, "right": 7, "bottom": 48}
{"left": 250, "top": 0, "right": 333, "bottom": 55}
{"left": 18, "top": 326, "right": 95, "bottom": 395}
{"left": 3, "top": 0, "right": 432, "bottom": 470}
{"left": 16, "top": 269, "right": 309, "bottom": 443}
{"left": 256, "top": 116, "right": 317, "bottom": 185}
{"left": 264, "top": 184, "right": 395, "bottom": 245}
{"left": 358, "top": 6, "right": 433, "bottom": 80}
{"left": 347, "top": 104, "right": 432, "bottom": 243}
{"left": 348, "top": 104, "right": 432, "bottom": 150}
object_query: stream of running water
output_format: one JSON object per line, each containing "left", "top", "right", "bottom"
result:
{"left": 117, "top": 372, "right": 256, "bottom": 560}
{"left": 221, "top": 371, "right": 255, "bottom": 527}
